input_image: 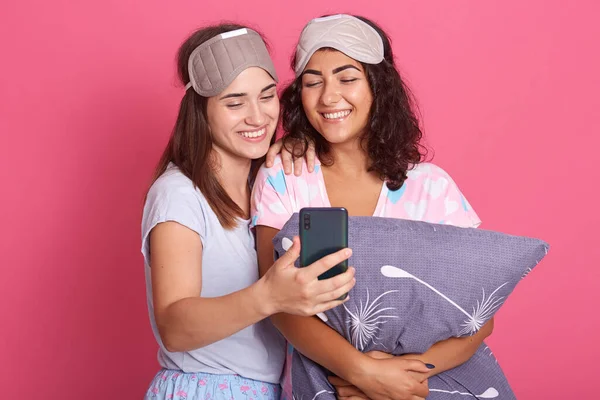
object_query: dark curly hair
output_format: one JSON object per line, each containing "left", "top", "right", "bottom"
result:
{"left": 280, "top": 15, "right": 427, "bottom": 190}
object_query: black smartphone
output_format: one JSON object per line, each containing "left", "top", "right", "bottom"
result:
{"left": 299, "top": 207, "right": 349, "bottom": 282}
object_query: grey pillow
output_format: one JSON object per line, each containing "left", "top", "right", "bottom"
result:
{"left": 273, "top": 215, "right": 549, "bottom": 400}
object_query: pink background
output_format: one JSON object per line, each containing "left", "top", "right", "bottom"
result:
{"left": 1, "top": 0, "right": 598, "bottom": 398}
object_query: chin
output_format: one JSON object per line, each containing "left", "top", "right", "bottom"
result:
{"left": 244, "top": 145, "right": 270, "bottom": 161}
{"left": 320, "top": 130, "right": 356, "bottom": 144}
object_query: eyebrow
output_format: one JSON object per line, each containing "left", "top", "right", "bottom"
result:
{"left": 302, "top": 64, "right": 361, "bottom": 77}
{"left": 332, "top": 64, "right": 361, "bottom": 74}
{"left": 219, "top": 83, "right": 277, "bottom": 100}
{"left": 261, "top": 83, "right": 277, "bottom": 93}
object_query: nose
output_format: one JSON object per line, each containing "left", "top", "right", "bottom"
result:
{"left": 320, "top": 81, "right": 341, "bottom": 106}
{"left": 245, "top": 101, "right": 265, "bottom": 126}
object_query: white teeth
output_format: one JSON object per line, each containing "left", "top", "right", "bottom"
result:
{"left": 323, "top": 110, "right": 351, "bottom": 119}
{"left": 239, "top": 128, "right": 266, "bottom": 138}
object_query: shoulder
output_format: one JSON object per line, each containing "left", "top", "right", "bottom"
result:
{"left": 251, "top": 155, "right": 325, "bottom": 229}
{"left": 406, "top": 162, "right": 481, "bottom": 227}
{"left": 143, "top": 164, "right": 210, "bottom": 228}
{"left": 405, "top": 162, "right": 465, "bottom": 196}
{"left": 141, "top": 164, "right": 209, "bottom": 262}
{"left": 142, "top": 163, "right": 210, "bottom": 233}
{"left": 254, "top": 154, "right": 322, "bottom": 191}
{"left": 147, "top": 164, "right": 204, "bottom": 206}
{"left": 407, "top": 162, "right": 454, "bottom": 182}
{"left": 255, "top": 155, "right": 286, "bottom": 183}
{"left": 255, "top": 154, "right": 321, "bottom": 177}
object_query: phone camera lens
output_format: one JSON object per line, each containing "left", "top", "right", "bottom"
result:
{"left": 303, "top": 213, "right": 311, "bottom": 229}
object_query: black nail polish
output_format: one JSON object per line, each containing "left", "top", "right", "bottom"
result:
{"left": 425, "top": 363, "right": 435, "bottom": 369}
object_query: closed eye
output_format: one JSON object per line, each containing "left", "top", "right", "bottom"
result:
{"left": 304, "top": 81, "right": 322, "bottom": 88}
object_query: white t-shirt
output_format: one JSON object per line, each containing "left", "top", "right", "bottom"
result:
{"left": 141, "top": 163, "right": 285, "bottom": 383}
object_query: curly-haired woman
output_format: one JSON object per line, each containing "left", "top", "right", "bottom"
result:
{"left": 252, "top": 14, "right": 490, "bottom": 400}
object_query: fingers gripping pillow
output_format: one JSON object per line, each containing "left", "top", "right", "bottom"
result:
{"left": 273, "top": 215, "right": 549, "bottom": 400}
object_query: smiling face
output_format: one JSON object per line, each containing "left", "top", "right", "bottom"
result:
{"left": 300, "top": 49, "right": 373, "bottom": 145}
{"left": 206, "top": 67, "right": 279, "bottom": 162}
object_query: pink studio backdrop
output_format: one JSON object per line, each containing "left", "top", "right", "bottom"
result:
{"left": 1, "top": 0, "right": 598, "bottom": 398}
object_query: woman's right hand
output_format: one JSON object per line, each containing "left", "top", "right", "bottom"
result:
{"left": 265, "top": 137, "right": 316, "bottom": 176}
{"left": 349, "top": 356, "right": 431, "bottom": 400}
{"left": 259, "top": 236, "right": 355, "bottom": 316}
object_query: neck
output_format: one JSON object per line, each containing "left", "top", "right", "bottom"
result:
{"left": 211, "top": 148, "right": 252, "bottom": 196}
{"left": 326, "top": 137, "right": 371, "bottom": 177}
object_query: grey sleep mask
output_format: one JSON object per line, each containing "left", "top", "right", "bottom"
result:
{"left": 185, "top": 28, "right": 278, "bottom": 97}
{"left": 294, "top": 14, "right": 384, "bottom": 76}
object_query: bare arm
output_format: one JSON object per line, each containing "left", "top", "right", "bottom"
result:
{"left": 151, "top": 221, "right": 355, "bottom": 353}
{"left": 402, "top": 318, "right": 494, "bottom": 378}
{"left": 150, "top": 221, "right": 271, "bottom": 352}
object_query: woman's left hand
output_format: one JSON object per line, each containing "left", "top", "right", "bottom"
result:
{"left": 328, "top": 351, "right": 400, "bottom": 400}
{"left": 265, "top": 138, "right": 315, "bottom": 176}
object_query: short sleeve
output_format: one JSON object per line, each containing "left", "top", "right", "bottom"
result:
{"left": 251, "top": 159, "right": 295, "bottom": 230}
{"left": 444, "top": 178, "right": 481, "bottom": 228}
{"left": 437, "top": 167, "right": 481, "bottom": 228}
{"left": 418, "top": 164, "right": 482, "bottom": 228}
{"left": 141, "top": 171, "right": 207, "bottom": 266}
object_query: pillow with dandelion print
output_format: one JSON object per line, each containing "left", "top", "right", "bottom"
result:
{"left": 273, "top": 215, "right": 549, "bottom": 400}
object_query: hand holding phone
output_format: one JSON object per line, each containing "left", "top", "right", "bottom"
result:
{"left": 260, "top": 235, "right": 355, "bottom": 316}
